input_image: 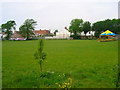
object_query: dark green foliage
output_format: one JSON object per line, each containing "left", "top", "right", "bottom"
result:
{"left": 19, "top": 25, "right": 27, "bottom": 38}
{"left": 83, "top": 21, "right": 91, "bottom": 35}
{"left": 19, "top": 19, "right": 37, "bottom": 40}
{"left": 92, "top": 19, "right": 120, "bottom": 37}
{"left": 70, "top": 35, "right": 81, "bottom": 39}
{"left": 54, "top": 30, "right": 58, "bottom": 36}
{"left": 94, "top": 31, "right": 101, "bottom": 38}
{"left": 1, "top": 20, "right": 16, "bottom": 40}
{"left": 49, "top": 34, "right": 54, "bottom": 37}
{"left": 117, "top": 19, "right": 120, "bottom": 34}
{"left": 69, "top": 19, "right": 83, "bottom": 38}
{"left": 85, "top": 36, "right": 88, "bottom": 40}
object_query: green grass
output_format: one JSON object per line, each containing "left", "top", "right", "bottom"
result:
{"left": 2, "top": 40, "right": 118, "bottom": 88}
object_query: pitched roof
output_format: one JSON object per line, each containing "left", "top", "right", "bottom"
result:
{"left": 14, "top": 31, "right": 19, "bottom": 34}
{"left": 33, "top": 30, "right": 50, "bottom": 35}
{"left": 101, "top": 30, "right": 116, "bottom": 36}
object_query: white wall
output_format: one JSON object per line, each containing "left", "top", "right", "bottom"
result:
{"left": 81, "top": 31, "right": 85, "bottom": 36}
{"left": 56, "top": 29, "right": 70, "bottom": 38}
{"left": 0, "top": 34, "right": 2, "bottom": 39}
{"left": 81, "top": 31, "right": 95, "bottom": 36}
{"left": 0, "top": 34, "right": 6, "bottom": 39}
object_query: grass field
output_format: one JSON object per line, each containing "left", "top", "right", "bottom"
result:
{"left": 2, "top": 40, "right": 118, "bottom": 88}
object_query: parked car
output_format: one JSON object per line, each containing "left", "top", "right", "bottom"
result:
{"left": 22, "top": 38, "right": 27, "bottom": 40}
{"left": 9, "top": 38, "right": 15, "bottom": 40}
{"left": 15, "top": 38, "right": 26, "bottom": 41}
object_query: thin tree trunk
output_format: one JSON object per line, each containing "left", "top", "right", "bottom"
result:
{"left": 7, "top": 31, "right": 10, "bottom": 40}
{"left": 74, "top": 31, "right": 77, "bottom": 39}
{"left": 27, "top": 32, "right": 29, "bottom": 40}
{"left": 26, "top": 27, "right": 29, "bottom": 40}
{"left": 40, "top": 63, "right": 42, "bottom": 74}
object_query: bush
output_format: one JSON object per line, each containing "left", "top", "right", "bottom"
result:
{"left": 94, "top": 32, "right": 101, "bottom": 38}
{"left": 85, "top": 37, "right": 88, "bottom": 40}
{"left": 49, "top": 35, "right": 54, "bottom": 37}
{"left": 70, "top": 35, "right": 81, "bottom": 39}
{"left": 112, "top": 38, "right": 116, "bottom": 41}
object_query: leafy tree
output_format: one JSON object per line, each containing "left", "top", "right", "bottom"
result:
{"left": 69, "top": 19, "right": 83, "bottom": 39}
{"left": 111, "top": 19, "right": 120, "bottom": 33}
{"left": 19, "top": 19, "right": 37, "bottom": 40}
{"left": 92, "top": 19, "right": 120, "bottom": 37}
{"left": 34, "top": 36, "right": 47, "bottom": 75}
{"left": 19, "top": 25, "right": 27, "bottom": 38}
{"left": 82, "top": 21, "right": 91, "bottom": 36}
{"left": 92, "top": 21, "right": 102, "bottom": 38}
{"left": 54, "top": 30, "right": 58, "bottom": 35}
{"left": 118, "top": 19, "right": 120, "bottom": 34}
{"left": 0, "top": 27, "right": 3, "bottom": 39}
{"left": 1, "top": 20, "right": 16, "bottom": 40}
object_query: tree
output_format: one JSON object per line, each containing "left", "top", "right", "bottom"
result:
{"left": 92, "top": 21, "right": 105, "bottom": 38}
{"left": 34, "top": 36, "right": 47, "bottom": 75}
{"left": 69, "top": 19, "right": 83, "bottom": 39}
{"left": 19, "top": 25, "right": 27, "bottom": 38}
{"left": 0, "top": 27, "right": 3, "bottom": 39}
{"left": 1, "top": 20, "right": 16, "bottom": 40}
{"left": 54, "top": 30, "right": 58, "bottom": 36}
{"left": 118, "top": 19, "right": 120, "bottom": 34}
{"left": 111, "top": 19, "right": 120, "bottom": 34}
{"left": 82, "top": 21, "right": 91, "bottom": 36}
{"left": 19, "top": 19, "right": 37, "bottom": 40}
{"left": 92, "top": 19, "right": 120, "bottom": 38}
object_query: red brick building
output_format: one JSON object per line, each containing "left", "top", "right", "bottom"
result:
{"left": 12, "top": 31, "right": 21, "bottom": 38}
{"left": 12, "top": 30, "right": 51, "bottom": 38}
{"left": 33, "top": 30, "right": 50, "bottom": 36}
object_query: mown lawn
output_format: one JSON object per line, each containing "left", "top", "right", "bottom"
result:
{"left": 2, "top": 40, "right": 118, "bottom": 88}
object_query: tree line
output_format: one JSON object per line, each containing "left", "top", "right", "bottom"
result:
{"left": 0, "top": 18, "right": 119, "bottom": 40}
{"left": 1, "top": 19, "right": 37, "bottom": 40}
{"left": 69, "top": 18, "right": 120, "bottom": 39}
{"left": 92, "top": 19, "right": 120, "bottom": 38}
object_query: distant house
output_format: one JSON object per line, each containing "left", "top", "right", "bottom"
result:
{"left": 86, "top": 31, "right": 95, "bottom": 36}
{"left": 12, "top": 31, "right": 21, "bottom": 38}
{"left": 11, "top": 29, "right": 51, "bottom": 38}
{"left": 45, "top": 28, "right": 70, "bottom": 39}
{"left": 81, "top": 31, "right": 95, "bottom": 36}
{"left": 55, "top": 29, "right": 70, "bottom": 39}
{"left": 0, "top": 32, "right": 7, "bottom": 39}
{"left": 0, "top": 33, "right": 2, "bottom": 39}
{"left": 80, "top": 31, "right": 95, "bottom": 39}
{"left": 80, "top": 31, "right": 85, "bottom": 36}
{"left": 33, "top": 30, "right": 50, "bottom": 37}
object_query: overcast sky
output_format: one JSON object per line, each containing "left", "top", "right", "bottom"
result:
{"left": 0, "top": 0, "right": 119, "bottom": 32}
